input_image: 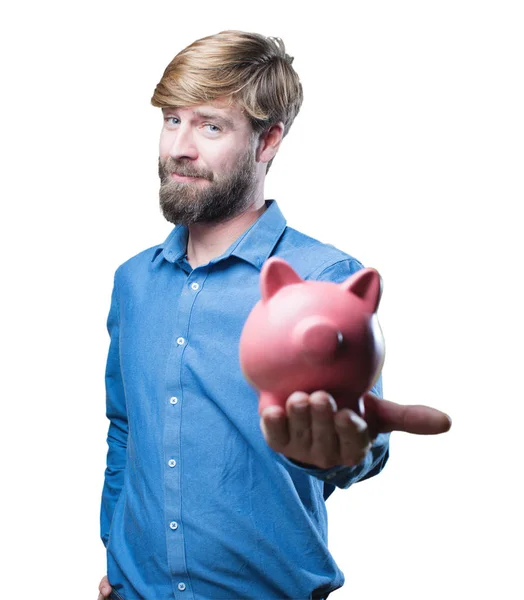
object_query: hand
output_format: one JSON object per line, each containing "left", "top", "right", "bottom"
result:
{"left": 261, "top": 391, "right": 371, "bottom": 469}
{"left": 260, "top": 390, "right": 451, "bottom": 469}
{"left": 98, "top": 575, "right": 112, "bottom": 600}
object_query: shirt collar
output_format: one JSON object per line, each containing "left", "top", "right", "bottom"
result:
{"left": 152, "top": 200, "right": 287, "bottom": 271}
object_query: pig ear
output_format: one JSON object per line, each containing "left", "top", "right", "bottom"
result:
{"left": 340, "top": 268, "right": 382, "bottom": 313}
{"left": 261, "top": 257, "right": 302, "bottom": 302}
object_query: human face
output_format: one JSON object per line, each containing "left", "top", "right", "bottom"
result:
{"left": 158, "top": 100, "right": 259, "bottom": 225}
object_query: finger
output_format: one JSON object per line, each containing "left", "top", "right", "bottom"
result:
{"left": 364, "top": 393, "right": 452, "bottom": 435}
{"left": 286, "top": 391, "right": 312, "bottom": 450}
{"left": 309, "top": 391, "right": 339, "bottom": 467}
{"left": 99, "top": 576, "right": 111, "bottom": 596}
{"left": 260, "top": 405, "right": 289, "bottom": 450}
{"left": 334, "top": 408, "right": 371, "bottom": 466}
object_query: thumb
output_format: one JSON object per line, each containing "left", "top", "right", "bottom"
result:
{"left": 363, "top": 392, "right": 452, "bottom": 436}
{"left": 99, "top": 575, "right": 112, "bottom": 597}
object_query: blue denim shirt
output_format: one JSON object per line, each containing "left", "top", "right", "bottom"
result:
{"left": 101, "top": 200, "right": 389, "bottom": 599}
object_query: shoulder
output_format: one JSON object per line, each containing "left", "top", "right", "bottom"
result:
{"left": 272, "top": 226, "right": 366, "bottom": 283}
{"left": 113, "top": 243, "right": 164, "bottom": 284}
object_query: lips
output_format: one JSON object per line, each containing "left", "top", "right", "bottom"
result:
{"left": 171, "top": 170, "right": 209, "bottom": 180}
{"left": 171, "top": 172, "right": 202, "bottom": 181}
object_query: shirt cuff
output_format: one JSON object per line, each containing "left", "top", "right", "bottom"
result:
{"left": 276, "top": 431, "right": 390, "bottom": 488}
{"left": 278, "top": 454, "right": 355, "bottom": 481}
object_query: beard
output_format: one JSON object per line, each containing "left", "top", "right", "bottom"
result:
{"left": 158, "top": 146, "right": 258, "bottom": 226}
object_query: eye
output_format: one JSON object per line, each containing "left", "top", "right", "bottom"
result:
{"left": 204, "top": 123, "right": 221, "bottom": 134}
{"left": 164, "top": 116, "right": 180, "bottom": 127}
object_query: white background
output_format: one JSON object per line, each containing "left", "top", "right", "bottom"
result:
{"left": 1, "top": 1, "right": 522, "bottom": 598}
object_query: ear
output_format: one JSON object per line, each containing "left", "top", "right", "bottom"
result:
{"left": 340, "top": 268, "right": 382, "bottom": 313}
{"left": 260, "top": 257, "right": 302, "bottom": 302}
{"left": 255, "top": 122, "right": 284, "bottom": 165}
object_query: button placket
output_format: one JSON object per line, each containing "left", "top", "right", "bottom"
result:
{"left": 163, "top": 269, "right": 209, "bottom": 595}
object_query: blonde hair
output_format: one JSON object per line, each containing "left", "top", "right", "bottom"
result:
{"left": 151, "top": 30, "right": 303, "bottom": 172}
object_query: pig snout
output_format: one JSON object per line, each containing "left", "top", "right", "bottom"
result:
{"left": 292, "top": 316, "right": 343, "bottom": 365}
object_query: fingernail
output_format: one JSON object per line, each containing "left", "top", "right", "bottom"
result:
{"left": 262, "top": 406, "right": 284, "bottom": 419}
{"left": 325, "top": 394, "right": 337, "bottom": 411}
{"left": 348, "top": 411, "right": 367, "bottom": 432}
{"left": 310, "top": 391, "right": 337, "bottom": 411}
{"left": 292, "top": 400, "right": 309, "bottom": 411}
{"left": 288, "top": 391, "right": 308, "bottom": 403}
{"left": 311, "top": 398, "right": 327, "bottom": 411}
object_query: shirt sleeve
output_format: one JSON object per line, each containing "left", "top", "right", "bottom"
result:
{"left": 100, "top": 270, "right": 128, "bottom": 547}
{"left": 278, "top": 257, "right": 390, "bottom": 492}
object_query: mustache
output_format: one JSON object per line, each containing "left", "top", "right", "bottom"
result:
{"left": 159, "top": 157, "right": 213, "bottom": 181}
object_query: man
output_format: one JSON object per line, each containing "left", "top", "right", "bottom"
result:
{"left": 98, "top": 31, "right": 451, "bottom": 600}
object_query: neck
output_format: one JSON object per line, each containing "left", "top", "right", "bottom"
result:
{"left": 185, "top": 197, "right": 267, "bottom": 269}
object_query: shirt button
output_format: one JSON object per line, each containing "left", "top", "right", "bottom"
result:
{"left": 176, "top": 337, "right": 185, "bottom": 345}
{"left": 190, "top": 282, "right": 199, "bottom": 291}
{"left": 168, "top": 459, "right": 177, "bottom": 467}
{"left": 178, "top": 583, "right": 186, "bottom": 591}
{"left": 169, "top": 396, "right": 178, "bottom": 405}
{"left": 170, "top": 521, "right": 178, "bottom": 530}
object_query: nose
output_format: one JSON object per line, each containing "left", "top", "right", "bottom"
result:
{"left": 168, "top": 124, "right": 198, "bottom": 161}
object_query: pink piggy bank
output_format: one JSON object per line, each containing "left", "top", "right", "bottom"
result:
{"left": 239, "top": 257, "right": 385, "bottom": 416}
